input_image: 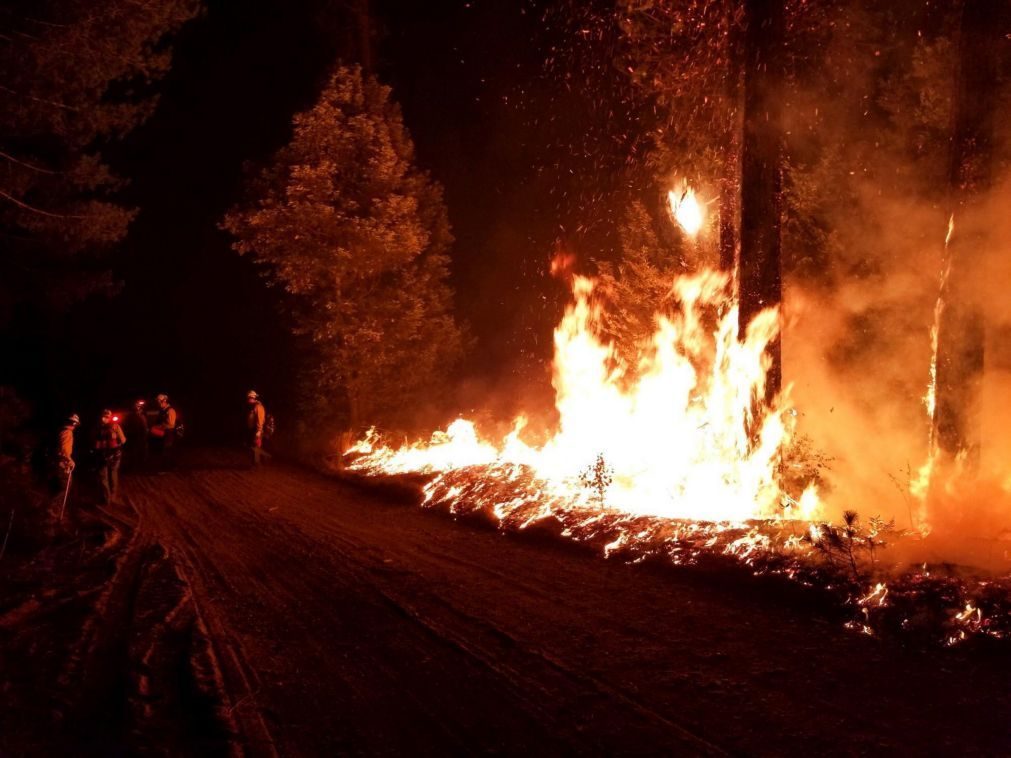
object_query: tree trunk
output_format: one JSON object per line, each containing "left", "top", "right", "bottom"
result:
{"left": 933, "top": 0, "right": 1000, "bottom": 466}
{"left": 355, "top": 0, "right": 374, "bottom": 72}
{"left": 719, "top": 5, "right": 745, "bottom": 274}
{"left": 739, "top": 0, "right": 784, "bottom": 402}
{"left": 719, "top": 128, "right": 741, "bottom": 274}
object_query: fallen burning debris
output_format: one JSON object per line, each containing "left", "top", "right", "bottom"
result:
{"left": 344, "top": 461, "right": 1011, "bottom": 649}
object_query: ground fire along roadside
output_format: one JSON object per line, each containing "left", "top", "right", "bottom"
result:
{"left": 348, "top": 251, "right": 1011, "bottom": 647}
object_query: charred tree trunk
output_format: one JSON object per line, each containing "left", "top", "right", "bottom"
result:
{"left": 933, "top": 0, "right": 1000, "bottom": 466}
{"left": 719, "top": 125, "right": 741, "bottom": 273}
{"left": 719, "top": 5, "right": 745, "bottom": 274}
{"left": 326, "top": 0, "right": 374, "bottom": 71}
{"left": 354, "top": 0, "right": 374, "bottom": 72}
{"left": 739, "top": 0, "right": 784, "bottom": 401}
{"left": 334, "top": 386, "right": 362, "bottom": 469}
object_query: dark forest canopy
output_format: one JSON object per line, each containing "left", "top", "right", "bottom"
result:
{"left": 0, "top": 0, "right": 200, "bottom": 319}
{"left": 0, "top": 0, "right": 1009, "bottom": 456}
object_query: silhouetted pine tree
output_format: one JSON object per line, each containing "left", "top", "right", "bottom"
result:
{"left": 222, "top": 65, "right": 463, "bottom": 434}
{"left": 0, "top": 0, "right": 200, "bottom": 318}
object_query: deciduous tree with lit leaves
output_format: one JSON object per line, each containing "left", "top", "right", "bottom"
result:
{"left": 222, "top": 65, "right": 463, "bottom": 437}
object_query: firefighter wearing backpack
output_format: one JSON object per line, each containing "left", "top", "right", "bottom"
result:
{"left": 123, "top": 399, "right": 149, "bottom": 470}
{"left": 150, "top": 393, "right": 177, "bottom": 466}
{"left": 246, "top": 390, "right": 272, "bottom": 467}
{"left": 94, "top": 409, "right": 126, "bottom": 504}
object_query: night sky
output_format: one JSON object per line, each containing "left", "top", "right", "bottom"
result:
{"left": 13, "top": 0, "right": 649, "bottom": 434}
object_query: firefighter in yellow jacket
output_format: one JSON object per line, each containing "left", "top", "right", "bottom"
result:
{"left": 48, "top": 413, "right": 80, "bottom": 516}
{"left": 54, "top": 413, "right": 79, "bottom": 487}
{"left": 94, "top": 409, "right": 126, "bottom": 504}
{"left": 246, "top": 390, "right": 271, "bottom": 467}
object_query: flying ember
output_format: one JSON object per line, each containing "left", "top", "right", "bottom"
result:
{"left": 350, "top": 268, "right": 822, "bottom": 524}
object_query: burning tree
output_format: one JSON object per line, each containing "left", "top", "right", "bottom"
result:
{"left": 222, "top": 65, "right": 463, "bottom": 439}
{"left": 615, "top": 0, "right": 790, "bottom": 400}
{"left": 580, "top": 452, "right": 614, "bottom": 509}
{"left": 351, "top": 268, "right": 801, "bottom": 523}
{"left": 595, "top": 200, "right": 696, "bottom": 369}
{"left": 616, "top": 0, "right": 744, "bottom": 271}
{"left": 738, "top": 0, "right": 786, "bottom": 402}
{"left": 932, "top": 0, "right": 1005, "bottom": 471}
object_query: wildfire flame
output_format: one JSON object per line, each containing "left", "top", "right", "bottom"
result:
{"left": 858, "top": 582, "right": 889, "bottom": 608}
{"left": 351, "top": 268, "right": 817, "bottom": 524}
{"left": 923, "top": 215, "right": 955, "bottom": 421}
{"left": 668, "top": 184, "right": 705, "bottom": 237}
{"left": 549, "top": 249, "right": 576, "bottom": 280}
{"left": 345, "top": 259, "right": 1010, "bottom": 645}
{"left": 910, "top": 214, "right": 956, "bottom": 526}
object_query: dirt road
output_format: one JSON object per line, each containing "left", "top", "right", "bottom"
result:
{"left": 4, "top": 450, "right": 1011, "bottom": 755}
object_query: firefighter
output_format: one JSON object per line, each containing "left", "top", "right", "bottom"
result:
{"left": 123, "top": 399, "right": 149, "bottom": 470}
{"left": 150, "top": 393, "right": 177, "bottom": 465}
{"left": 246, "top": 390, "right": 271, "bottom": 467}
{"left": 93, "top": 409, "right": 126, "bottom": 504}
{"left": 53, "top": 413, "right": 79, "bottom": 493}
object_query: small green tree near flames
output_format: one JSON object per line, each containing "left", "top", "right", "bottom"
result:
{"left": 806, "top": 510, "right": 896, "bottom": 581}
{"left": 580, "top": 453, "right": 614, "bottom": 510}
{"left": 222, "top": 65, "right": 463, "bottom": 436}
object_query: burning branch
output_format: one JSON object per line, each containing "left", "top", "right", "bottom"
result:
{"left": 667, "top": 181, "right": 705, "bottom": 237}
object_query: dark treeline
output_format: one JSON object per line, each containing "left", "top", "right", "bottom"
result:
{"left": 0, "top": 0, "right": 440, "bottom": 453}
{"left": 2, "top": 0, "right": 1010, "bottom": 478}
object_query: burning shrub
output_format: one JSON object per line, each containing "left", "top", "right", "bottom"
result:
{"left": 778, "top": 433, "right": 833, "bottom": 505}
{"left": 806, "top": 510, "right": 897, "bottom": 582}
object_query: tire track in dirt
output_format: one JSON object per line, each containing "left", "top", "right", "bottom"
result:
{"left": 199, "top": 470, "right": 728, "bottom": 754}
{"left": 54, "top": 501, "right": 153, "bottom": 745}
{"left": 190, "top": 458, "right": 1011, "bottom": 756}
{"left": 176, "top": 469, "right": 711, "bottom": 743}
{"left": 126, "top": 481, "right": 277, "bottom": 757}
{"left": 0, "top": 490, "right": 236, "bottom": 755}
{"left": 325, "top": 547, "right": 727, "bottom": 744}
{"left": 306, "top": 534, "right": 728, "bottom": 756}
{"left": 129, "top": 474, "right": 529, "bottom": 753}
{"left": 186, "top": 467, "right": 742, "bottom": 749}
{"left": 114, "top": 454, "right": 1011, "bottom": 755}
{"left": 129, "top": 464, "right": 725, "bottom": 755}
